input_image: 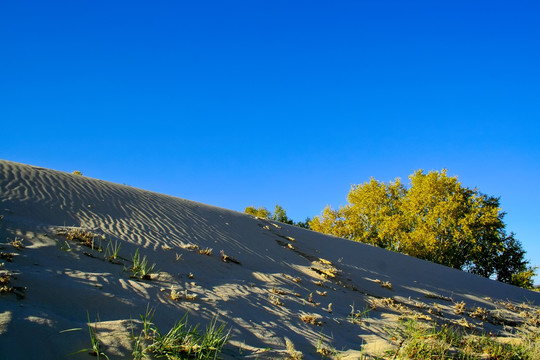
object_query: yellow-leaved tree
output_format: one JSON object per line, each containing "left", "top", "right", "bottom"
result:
{"left": 310, "top": 169, "right": 535, "bottom": 288}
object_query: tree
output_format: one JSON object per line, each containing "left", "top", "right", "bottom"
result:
{"left": 310, "top": 169, "right": 533, "bottom": 287}
{"left": 271, "top": 204, "right": 294, "bottom": 225}
{"left": 244, "top": 204, "right": 309, "bottom": 228}
{"left": 244, "top": 206, "right": 271, "bottom": 219}
{"left": 295, "top": 217, "right": 312, "bottom": 229}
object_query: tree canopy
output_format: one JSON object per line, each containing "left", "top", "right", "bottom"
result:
{"left": 244, "top": 204, "right": 310, "bottom": 228}
{"left": 309, "top": 169, "right": 535, "bottom": 288}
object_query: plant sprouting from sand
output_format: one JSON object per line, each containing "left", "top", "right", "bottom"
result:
{"left": 348, "top": 303, "right": 371, "bottom": 324}
{"left": 0, "top": 272, "right": 13, "bottom": 294}
{"left": 170, "top": 287, "right": 182, "bottom": 301}
{"left": 300, "top": 314, "right": 322, "bottom": 326}
{"left": 65, "top": 312, "right": 110, "bottom": 360}
{"left": 270, "top": 295, "right": 284, "bottom": 306}
{"left": 10, "top": 237, "right": 25, "bottom": 250}
{"left": 270, "top": 287, "right": 286, "bottom": 295}
{"left": 128, "top": 248, "right": 156, "bottom": 280}
{"left": 0, "top": 252, "right": 14, "bottom": 262}
{"left": 388, "top": 318, "right": 540, "bottom": 359}
{"left": 184, "top": 290, "right": 198, "bottom": 301}
{"left": 316, "top": 332, "right": 343, "bottom": 359}
{"left": 55, "top": 239, "right": 72, "bottom": 252}
{"left": 198, "top": 247, "right": 213, "bottom": 256}
{"left": 469, "top": 306, "right": 489, "bottom": 321}
{"left": 454, "top": 301, "right": 466, "bottom": 315}
{"left": 86, "top": 313, "right": 109, "bottom": 360}
{"left": 104, "top": 240, "right": 121, "bottom": 261}
{"left": 326, "top": 303, "right": 333, "bottom": 314}
{"left": 425, "top": 293, "right": 452, "bottom": 302}
{"left": 56, "top": 228, "right": 105, "bottom": 251}
{"left": 131, "top": 309, "right": 229, "bottom": 360}
{"left": 220, "top": 250, "right": 241, "bottom": 264}
{"left": 285, "top": 337, "right": 303, "bottom": 360}
{"left": 375, "top": 279, "right": 392, "bottom": 290}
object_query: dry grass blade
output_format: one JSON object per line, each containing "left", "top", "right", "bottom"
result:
{"left": 0, "top": 272, "right": 13, "bottom": 294}
{"left": 300, "top": 315, "right": 322, "bottom": 326}
{"left": 285, "top": 337, "right": 303, "bottom": 360}
{"left": 220, "top": 250, "right": 241, "bottom": 264}
{"left": 0, "top": 252, "right": 14, "bottom": 262}
{"left": 10, "top": 238, "right": 25, "bottom": 250}
{"left": 198, "top": 248, "right": 213, "bottom": 256}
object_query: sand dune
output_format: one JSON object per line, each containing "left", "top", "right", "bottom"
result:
{"left": 1, "top": 159, "right": 538, "bottom": 359}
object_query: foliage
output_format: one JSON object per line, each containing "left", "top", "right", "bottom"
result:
{"left": 244, "top": 206, "right": 271, "bottom": 219}
{"left": 295, "top": 217, "right": 312, "bottom": 229}
{"left": 389, "top": 318, "right": 540, "bottom": 359}
{"left": 310, "top": 169, "right": 532, "bottom": 287}
{"left": 72, "top": 170, "right": 83, "bottom": 176}
{"left": 244, "top": 204, "right": 310, "bottom": 228}
{"left": 510, "top": 267, "right": 538, "bottom": 289}
{"left": 271, "top": 204, "right": 294, "bottom": 224}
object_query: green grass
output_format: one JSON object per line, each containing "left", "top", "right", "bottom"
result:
{"left": 63, "top": 312, "right": 110, "bottom": 360}
{"left": 128, "top": 248, "right": 156, "bottom": 280}
{"left": 55, "top": 239, "right": 72, "bottom": 251}
{"left": 347, "top": 303, "right": 371, "bottom": 324}
{"left": 388, "top": 318, "right": 540, "bottom": 359}
{"left": 131, "top": 308, "right": 230, "bottom": 360}
{"left": 104, "top": 239, "right": 121, "bottom": 261}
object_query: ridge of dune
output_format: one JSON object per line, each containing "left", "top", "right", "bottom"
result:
{"left": 1, "top": 159, "right": 538, "bottom": 359}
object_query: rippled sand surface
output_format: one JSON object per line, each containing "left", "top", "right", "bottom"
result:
{"left": 1, "top": 159, "right": 538, "bottom": 359}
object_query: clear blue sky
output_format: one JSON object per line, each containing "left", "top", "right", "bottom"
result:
{"left": 1, "top": 1, "right": 539, "bottom": 282}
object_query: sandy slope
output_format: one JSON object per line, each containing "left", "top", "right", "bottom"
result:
{"left": 0, "top": 159, "right": 538, "bottom": 359}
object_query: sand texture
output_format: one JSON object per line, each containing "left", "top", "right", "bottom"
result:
{"left": 1, "top": 159, "right": 539, "bottom": 359}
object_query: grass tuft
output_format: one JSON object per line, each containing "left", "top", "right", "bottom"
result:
{"left": 198, "top": 248, "right": 213, "bottom": 256}
{"left": 66, "top": 312, "right": 110, "bottom": 360}
{"left": 348, "top": 303, "right": 371, "bottom": 324}
{"left": 454, "top": 301, "right": 466, "bottom": 315}
{"left": 104, "top": 240, "right": 121, "bottom": 262}
{"left": 10, "top": 238, "right": 25, "bottom": 250}
{"left": 132, "top": 309, "right": 229, "bottom": 360}
{"left": 0, "top": 272, "right": 13, "bottom": 294}
{"left": 170, "top": 287, "right": 182, "bottom": 301}
{"left": 285, "top": 337, "right": 303, "bottom": 360}
{"left": 128, "top": 248, "right": 156, "bottom": 280}
{"left": 300, "top": 314, "right": 322, "bottom": 326}
{"left": 388, "top": 318, "right": 540, "bottom": 360}
{"left": 220, "top": 250, "right": 241, "bottom": 264}
{"left": 0, "top": 252, "right": 14, "bottom": 262}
